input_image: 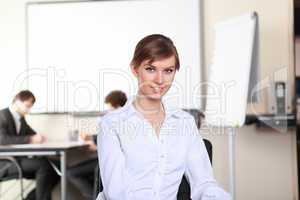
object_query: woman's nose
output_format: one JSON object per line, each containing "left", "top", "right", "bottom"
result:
{"left": 154, "top": 71, "right": 163, "bottom": 84}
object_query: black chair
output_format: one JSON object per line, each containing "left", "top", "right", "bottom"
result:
{"left": 182, "top": 109, "right": 205, "bottom": 129}
{"left": 0, "top": 157, "right": 24, "bottom": 200}
{"left": 93, "top": 138, "right": 213, "bottom": 200}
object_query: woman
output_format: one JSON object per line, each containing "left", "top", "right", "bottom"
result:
{"left": 97, "top": 34, "right": 230, "bottom": 200}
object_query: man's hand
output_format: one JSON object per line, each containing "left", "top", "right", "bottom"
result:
{"left": 85, "top": 140, "right": 97, "bottom": 152}
{"left": 80, "top": 132, "right": 92, "bottom": 141}
{"left": 29, "top": 134, "right": 46, "bottom": 144}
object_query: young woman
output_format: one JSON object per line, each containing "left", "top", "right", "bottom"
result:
{"left": 97, "top": 34, "right": 230, "bottom": 200}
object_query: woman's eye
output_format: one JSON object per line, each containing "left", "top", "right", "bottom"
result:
{"left": 165, "top": 69, "right": 174, "bottom": 74}
{"left": 145, "top": 67, "right": 155, "bottom": 72}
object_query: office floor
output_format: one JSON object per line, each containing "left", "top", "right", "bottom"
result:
{"left": 52, "top": 182, "right": 85, "bottom": 200}
{"left": 0, "top": 180, "right": 85, "bottom": 200}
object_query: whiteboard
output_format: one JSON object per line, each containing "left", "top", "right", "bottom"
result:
{"left": 26, "top": 0, "right": 202, "bottom": 113}
{"left": 204, "top": 13, "right": 258, "bottom": 127}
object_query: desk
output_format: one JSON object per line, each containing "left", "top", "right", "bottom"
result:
{"left": 0, "top": 142, "right": 89, "bottom": 200}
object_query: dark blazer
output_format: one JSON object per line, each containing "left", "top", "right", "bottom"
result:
{"left": 92, "top": 135, "right": 97, "bottom": 145}
{"left": 0, "top": 108, "right": 36, "bottom": 145}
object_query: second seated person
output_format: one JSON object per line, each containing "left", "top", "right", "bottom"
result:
{"left": 66, "top": 90, "right": 127, "bottom": 200}
{"left": 96, "top": 34, "right": 231, "bottom": 200}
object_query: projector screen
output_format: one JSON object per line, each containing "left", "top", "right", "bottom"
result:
{"left": 26, "top": 0, "right": 202, "bottom": 113}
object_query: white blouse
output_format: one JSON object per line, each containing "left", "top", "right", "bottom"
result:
{"left": 96, "top": 98, "right": 231, "bottom": 200}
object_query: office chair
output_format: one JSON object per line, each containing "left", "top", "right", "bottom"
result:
{"left": 0, "top": 157, "right": 24, "bottom": 200}
{"left": 93, "top": 138, "right": 213, "bottom": 200}
{"left": 182, "top": 109, "right": 205, "bottom": 129}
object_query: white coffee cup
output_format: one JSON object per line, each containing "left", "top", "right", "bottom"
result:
{"left": 68, "top": 129, "right": 79, "bottom": 142}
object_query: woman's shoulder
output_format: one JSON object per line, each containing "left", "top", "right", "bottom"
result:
{"left": 169, "top": 108, "right": 195, "bottom": 120}
{"left": 170, "top": 109, "right": 200, "bottom": 130}
{"left": 100, "top": 105, "right": 130, "bottom": 124}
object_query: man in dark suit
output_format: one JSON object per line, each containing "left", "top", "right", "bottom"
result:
{"left": 0, "top": 90, "right": 59, "bottom": 200}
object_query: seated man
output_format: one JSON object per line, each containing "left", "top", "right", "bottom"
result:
{"left": 67, "top": 90, "right": 127, "bottom": 200}
{"left": 0, "top": 90, "right": 59, "bottom": 200}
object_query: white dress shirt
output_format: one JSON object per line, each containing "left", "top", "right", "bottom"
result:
{"left": 9, "top": 105, "right": 22, "bottom": 134}
{"left": 96, "top": 98, "right": 231, "bottom": 200}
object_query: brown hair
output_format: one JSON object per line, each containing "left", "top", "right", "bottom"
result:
{"left": 13, "top": 90, "right": 36, "bottom": 104}
{"left": 130, "top": 34, "right": 180, "bottom": 70}
{"left": 105, "top": 90, "right": 127, "bottom": 108}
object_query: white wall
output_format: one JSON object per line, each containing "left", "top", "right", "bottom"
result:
{"left": 203, "top": 0, "right": 295, "bottom": 115}
{"left": 0, "top": 1, "right": 29, "bottom": 109}
{"left": 202, "top": 0, "right": 297, "bottom": 199}
{"left": 0, "top": 0, "right": 298, "bottom": 200}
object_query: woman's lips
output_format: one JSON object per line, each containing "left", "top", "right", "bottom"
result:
{"left": 153, "top": 86, "right": 165, "bottom": 93}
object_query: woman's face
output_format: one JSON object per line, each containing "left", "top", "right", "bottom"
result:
{"left": 131, "top": 56, "right": 176, "bottom": 100}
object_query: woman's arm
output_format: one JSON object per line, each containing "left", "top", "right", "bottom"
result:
{"left": 97, "top": 118, "right": 131, "bottom": 200}
{"left": 184, "top": 118, "right": 231, "bottom": 200}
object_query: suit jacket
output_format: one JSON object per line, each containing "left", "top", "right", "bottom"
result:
{"left": 0, "top": 108, "right": 36, "bottom": 145}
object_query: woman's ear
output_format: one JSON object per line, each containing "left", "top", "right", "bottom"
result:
{"left": 130, "top": 64, "right": 138, "bottom": 77}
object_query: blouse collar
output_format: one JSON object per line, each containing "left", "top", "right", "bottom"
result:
{"left": 121, "top": 96, "right": 186, "bottom": 120}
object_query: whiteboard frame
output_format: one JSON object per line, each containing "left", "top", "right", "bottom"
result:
{"left": 25, "top": 0, "right": 205, "bottom": 114}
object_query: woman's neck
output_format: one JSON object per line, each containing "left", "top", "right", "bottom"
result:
{"left": 134, "top": 95, "right": 164, "bottom": 116}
